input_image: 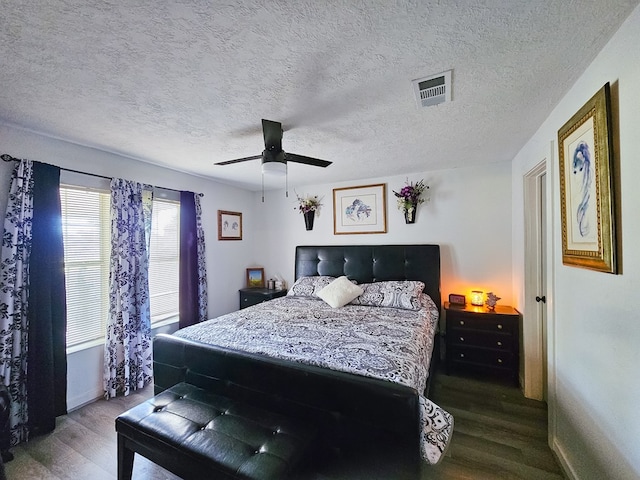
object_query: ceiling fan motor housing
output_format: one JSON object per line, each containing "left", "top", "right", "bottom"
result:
{"left": 262, "top": 149, "right": 285, "bottom": 164}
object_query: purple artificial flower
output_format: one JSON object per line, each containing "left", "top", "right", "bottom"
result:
{"left": 393, "top": 179, "right": 428, "bottom": 211}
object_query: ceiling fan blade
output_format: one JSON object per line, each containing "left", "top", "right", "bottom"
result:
{"left": 284, "top": 152, "right": 332, "bottom": 168}
{"left": 214, "top": 154, "right": 262, "bottom": 166}
{"left": 262, "top": 119, "right": 283, "bottom": 152}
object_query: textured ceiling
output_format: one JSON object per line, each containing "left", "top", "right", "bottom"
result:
{"left": 1, "top": 1, "right": 638, "bottom": 190}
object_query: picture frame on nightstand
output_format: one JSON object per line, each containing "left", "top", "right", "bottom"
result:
{"left": 448, "top": 293, "right": 466, "bottom": 305}
{"left": 246, "top": 267, "right": 265, "bottom": 288}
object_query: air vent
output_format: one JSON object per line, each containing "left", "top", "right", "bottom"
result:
{"left": 412, "top": 70, "right": 452, "bottom": 108}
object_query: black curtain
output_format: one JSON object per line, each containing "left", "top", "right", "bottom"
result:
{"left": 179, "top": 191, "right": 198, "bottom": 329}
{"left": 27, "top": 162, "right": 67, "bottom": 434}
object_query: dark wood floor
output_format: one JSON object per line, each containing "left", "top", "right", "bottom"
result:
{"left": 4, "top": 368, "right": 565, "bottom": 480}
{"left": 427, "top": 372, "right": 564, "bottom": 480}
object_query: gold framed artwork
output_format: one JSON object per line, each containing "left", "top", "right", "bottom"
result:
{"left": 333, "top": 183, "right": 387, "bottom": 235}
{"left": 558, "top": 83, "right": 617, "bottom": 273}
{"left": 218, "top": 210, "right": 242, "bottom": 240}
{"left": 246, "top": 267, "right": 265, "bottom": 288}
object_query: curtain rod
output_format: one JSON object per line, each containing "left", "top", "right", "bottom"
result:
{"left": 2, "top": 154, "right": 204, "bottom": 197}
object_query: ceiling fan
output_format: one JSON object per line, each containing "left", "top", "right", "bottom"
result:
{"left": 214, "top": 119, "right": 332, "bottom": 176}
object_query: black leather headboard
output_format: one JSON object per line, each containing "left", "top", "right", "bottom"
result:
{"left": 295, "top": 244, "right": 441, "bottom": 308}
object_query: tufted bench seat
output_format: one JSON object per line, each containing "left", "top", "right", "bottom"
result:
{"left": 115, "top": 382, "right": 317, "bottom": 480}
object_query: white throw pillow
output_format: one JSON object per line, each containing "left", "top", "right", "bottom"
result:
{"left": 317, "top": 276, "right": 364, "bottom": 308}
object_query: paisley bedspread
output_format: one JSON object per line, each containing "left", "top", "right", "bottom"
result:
{"left": 174, "top": 295, "right": 453, "bottom": 464}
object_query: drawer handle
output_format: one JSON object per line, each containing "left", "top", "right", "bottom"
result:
{"left": 497, "top": 324, "right": 503, "bottom": 330}
{"left": 459, "top": 337, "right": 464, "bottom": 342}
{"left": 497, "top": 341, "right": 502, "bottom": 346}
{"left": 497, "top": 358, "right": 503, "bottom": 364}
{"left": 459, "top": 320, "right": 465, "bottom": 326}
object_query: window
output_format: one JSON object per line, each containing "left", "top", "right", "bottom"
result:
{"left": 61, "top": 184, "right": 180, "bottom": 350}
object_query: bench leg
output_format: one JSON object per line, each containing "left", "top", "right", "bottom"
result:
{"left": 117, "top": 435, "right": 134, "bottom": 480}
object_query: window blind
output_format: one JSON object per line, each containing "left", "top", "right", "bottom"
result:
{"left": 148, "top": 198, "right": 180, "bottom": 321}
{"left": 60, "top": 185, "right": 111, "bottom": 348}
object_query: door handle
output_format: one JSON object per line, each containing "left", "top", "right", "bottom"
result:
{"left": 535, "top": 295, "right": 546, "bottom": 303}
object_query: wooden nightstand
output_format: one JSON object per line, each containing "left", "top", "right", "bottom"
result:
{"left": 445, "top": 302, "right": 520, "bottom": 385}
{"left": 239, "top": 288, "right": 287, "bottom": 309}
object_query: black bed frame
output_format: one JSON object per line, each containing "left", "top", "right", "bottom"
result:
{"left": 153, "top": 244, "right": 441, "bottom": 463}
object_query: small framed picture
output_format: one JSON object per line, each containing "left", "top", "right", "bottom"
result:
{"left": 218, "top": 210, "right": 242, "bottom": 240}
{"left": 246, "top": 267, "right": 265, "bottom": 288}
{"left": 448, "top": 293, "right": 466, "bottom": 305}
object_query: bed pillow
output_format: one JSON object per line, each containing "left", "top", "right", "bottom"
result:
{"left": 317, "top": 276, "right": 364, "bottom": 308}
{"left": 286, "top": 276, "right": 336, "bottom": 297}
{"left": 350, "top": 280, "right": 425, "bottom": 310}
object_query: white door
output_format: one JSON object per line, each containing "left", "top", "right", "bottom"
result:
{"left": 523, "top": 161, "right": 548, "bottom": 401}
{"left": 539, "top": 172, "right": 548, "bottom": 401}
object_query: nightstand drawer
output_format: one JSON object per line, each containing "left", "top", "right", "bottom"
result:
{"left": 449, "top": 345, "right": 515, "bottom": 369}
{"left": 449, "top": 314, "right": 515, "bottom": 334}
{"left": 448, "top": 329, "right": 513, "bottom": 351}
{"left": 239, "top": 288, "right": 287, "bottom": 309}
{"left": 241, "top": 294, "right": 264, "bottom": 308}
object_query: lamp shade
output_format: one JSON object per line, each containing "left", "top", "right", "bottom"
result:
{"left": 470, "top": 290, "right": 484, "bottom": 306}
{"left": 262, "top": 161, "right": 287, "bottom": 176}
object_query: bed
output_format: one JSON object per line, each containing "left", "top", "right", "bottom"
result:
{"left": 153, "top": 244, "right": 453, "bottom": 466}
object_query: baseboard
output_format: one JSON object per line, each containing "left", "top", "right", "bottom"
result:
{"left": 67, "top": 387, "right": 104, "bottom": 412}
{"left": 552, "top": 437, "right": 578, "bottom": 480}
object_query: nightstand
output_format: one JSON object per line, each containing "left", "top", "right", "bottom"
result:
{"left": 239, "top": 288, "right": 287, "bottom": 309}
{"left": 445, "top": 302, "right": 520, "bottom": 385}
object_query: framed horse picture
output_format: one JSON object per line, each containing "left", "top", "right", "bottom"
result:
{"left": 332, "top": 183, "right": 387, "bottom": 235}
{"left": 558, "top": 83, "right": 617, "bottom": 274}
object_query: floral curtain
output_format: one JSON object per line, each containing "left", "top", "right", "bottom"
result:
{"left": 194, "top": 194, "right": 208, "bottom": 323}
{"left": 103, "top": 179, "right": 153, "bottom": 398}
{"left": 179, "top": 191, "right": 208, "bottom": 328}
{"left": 0, "top": 156, "right": 68, "bottom": 445}
{"left": 0, "top": 157, "right": 34, "bottom": 445}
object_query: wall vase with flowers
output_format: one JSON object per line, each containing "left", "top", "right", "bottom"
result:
{"left": 393, "top": 179, "right": 428, "bottom": 224}
{"left": 295, "top": 192, "right": 323, "bottom": 231}
{"left": 404, "top": 208, "right": 416, "bottom": 224}
{"left": 304, "top": 211, "right": 315, "bottom": 230}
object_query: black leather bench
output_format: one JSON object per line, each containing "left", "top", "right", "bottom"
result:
{"left": 115, "top": 382, "right": 317, "bottom": 480}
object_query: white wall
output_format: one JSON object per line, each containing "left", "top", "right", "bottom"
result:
{"left": 0, "top": 124, "right": 256, "bottom": 408}
{"left": 511, "top": 5, "right": 640, "bottom": 479}
{"left": 254, "top": 161, "right": 514, "bottom": 307}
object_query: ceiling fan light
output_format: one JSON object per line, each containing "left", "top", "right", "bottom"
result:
{"left": 262, "top": 161, "right": 287, "bottom": 176}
